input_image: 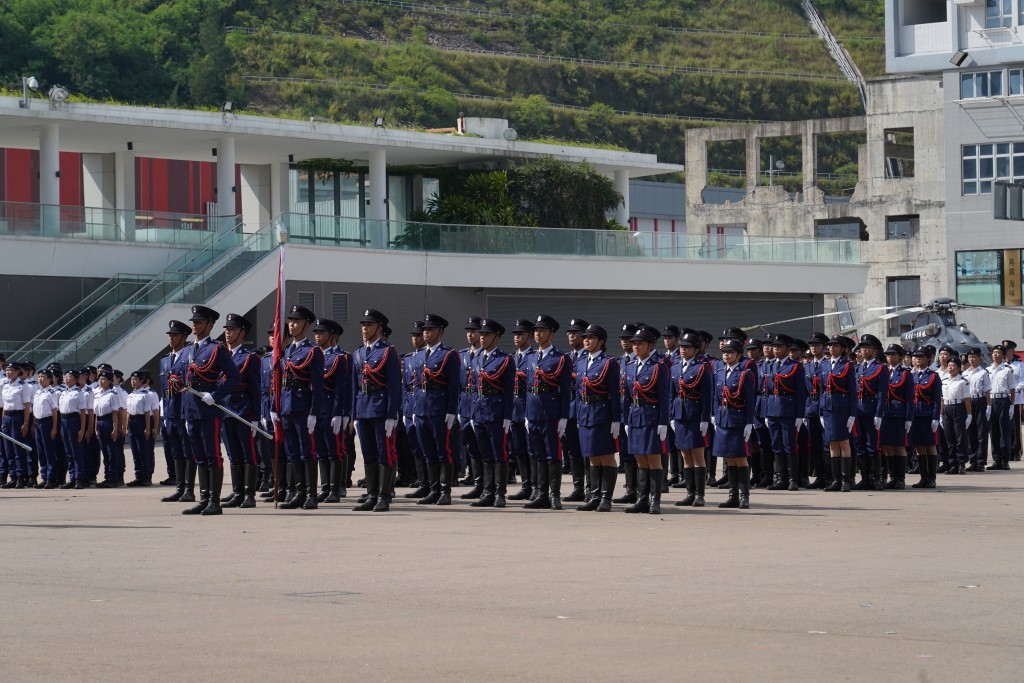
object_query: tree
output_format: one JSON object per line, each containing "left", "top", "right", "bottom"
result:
{"left": 512, "top": 157, "right": 623, "bottom": 230}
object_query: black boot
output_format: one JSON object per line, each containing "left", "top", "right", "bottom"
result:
{"left": 694, "top": 466, "right": 706, "bottom": 507}
{"left": 596, "top": 466, "right": 618, "bottom": 512}
{"left": 325, "top": 461, "right": 343, "bottom": 503}
{"left": 508, "top": 455, "right": 532, "bottom": 500}
{"left": 182, "top": 467, "right": 210, "bottom": 515}
{"left": 767, "top": 453, "right": 787, "bottom": 490}
{"left": 471, "top": 462, "right": 496, "bottom": 507}
{"left": 613, "top": 459, "right": 637, "bottom": 504}
{"left": 824, "top": 458, "right": 843, "bottom": 491}
{"left": 418, "top": 462, "right": 442, "bottom": 505}
{"left": 281, "top": 462, "right": 307, "bottom": 509}
{"left": 373, "top": 465, "right": 395, "bottom": 511}
{"left": 239, "top": 464, "right": 257, "bottom": 508}
{"left": 523, "top": 460, "right": 550, "bottom": 509}
{"left": 494, "top": 462, "right": 508, "bottom": 508}
{"left": 262, "top": 459, "right": 286, "bottom": 501}
{"left": 648, "top": 469, "right": 664, "bottom": 514}
{"left": 161, "top": 460, "right": 187, "bottom": 502}
{"left": 564, "top": 458, "right": 586, "bottom": 502}
{"left": 624, "top": 468, "right": 650, "bottom": 513}
{"left": 404, "top": 457, "right": 430, "bottom": 498}
{"left": 546, "top": 461, "right": 563, "bottom": 510}
{"left": 926, "top": 454, "right": 939, "bottom": 488}
{"left": 870, "top": 456, "right": 885, "bottom": 490}
{"left": 675, "top": 468, "right": 696, "bottom": 506}
{"left": 912, "top": 453, "right": 930, "bottom": 488}
{"left": 840, "top": 458, "right": 853, "bottom": 492}
{"left": 893, "top": 455, "right": 907, "bottom": 489}
{"left": 202, "top": 467, "right": 224, "bottom": 515}
{"left": 884, "top": 456, "right": 898, "bottom": 488}
{"left": 787, "top": 452, "right": 800, "bottom": 491}
{"left": 738, "top": 465, "right": 751, "bottom": 508}
{"left": 284, "top": 463, "right": 299, "bottom": 504}
{"left": 303, "top": 460, "right": 320, "bottom": 509}
{"left": 222, "top": 463, "right": 245, "bottom": 507}
{"left": 353, "top": 465, "right": 379, "bottom": 511}
{"left": 576, "top": 463, "right": 603, "bottom": 511}
{"left": 852, "top": 457, "right": 871, "bottom": 490}
{"left": 718, "top": 466, "right": 739, "bottom": 508}
{"left": 436, "top": 462, "right": 452, "bottom": 505}
{"left": 460, "top": 458, "right": 484, "bottom": 499}
{"left": 178, "top": 461, "right": 198, "bottom": 503}
{"left": 317, "top": 460, "right": 331, "bottom": 502}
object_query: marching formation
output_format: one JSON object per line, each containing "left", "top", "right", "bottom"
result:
{"left": 1, "top": 306, "right": 1019, "bottom": 517}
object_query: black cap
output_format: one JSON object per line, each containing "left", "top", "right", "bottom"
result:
{"left": 224, "top": 313, "right": 252, "bottom": 331}
{"left": 790, "top": 339, "right": 809, "bottom": 353}
{"left": 423, "top": 313, "right": 449, "bottom": 330}
{"left": 968, "top": 346, "right": 982, "bottom": 355}
{"left": 911, "top": 347, "right": 929, "bottom": 357}
{"left": 512, "top": 318, "right": 535, "bottom": 333}
{"left": 6, "top": 361, "right": 21, "bottom": 370}
{"left": 189, "top": 305, "right": 219, "bottom": 322}
{"left": 566, "top": 318, "right": 589, "bottom": 333}
{"left": 808, "top": 332, "right": 830, "bottom": 345}
{"left": 167, "top": 320, "right": 191, "bottom": 335}
{"left": 992, "top": 344, "right": 1006, "bottom": 353}
{"left": 535, "top": 315, "right": 559, "bottom": 332}
{"left": 479, "top": 319, "right": 505, "bottom": 335}
{"left": 464, "top": 316, "right": 482, "bottom": 331}
{"left": 619, "top": 323, "right": 639, "bottom": 339}
{"left": 697, "top": 330, "right": 713, "bottom": 344}
{"left": 64, "top": 368, "right": 81, "bottom": 377}
{"left": 410, "top": 320, "right": 425, "bottom": 335}
{"left": 113, "top": 370, "right": 123, "bottom": 379}
{"left": 678, "top": 332, "right": 700, "bottom": 348}
{"left": 631, "top": 325, "right": 661, "bottom": 343}
{"left": 382, "top": 324, "right": 392, "bottom": 337}
{"left": 130, "top": 370, "right": 145, "bottom": 379}
{"left": 827, "top": 334, "right": 854, "bottom": 349}
{"left": 859, "top": 333, "right": 882, "bottom": 349}
{"left": 85, "top": 365, "right": 97, "bottom": 374}
{"left": 1002, "top": 339, "right": 1018, "bottom": 349}
{"left": 884, "top": 343, "right": 906, "bottom": 356}
{"left": 744, "top": 339, "right": 762, "bottom": 351}
{"left": 946, "top": 355, "right": 962, "bottom": 366}
{"left": 360, "top": 308, "right": 389, "bottom": 326}
{"left": 97, "top": 370, "right": 113, "bottom": 380}
{"left": 97, "top": 363, "right": 112, "bottom": 371}
{"left": 21, "top": 360, "right": 36, "bottom": 371}
{"left": 771, "top": 333, "right": 793, "bottom": 347}
{"left": 719, "top": 327, "right": 747, "bottom": 341}
{"left": 581, "top": 324, "right": 608, "bottom": 341}
{"left": 938, "top": 345, "right": 955, "bottom": 355}
{"left": 722, "top": 339, "right": 745, "bottom": 354}
{"left": 287, "top": 305, "right": 315, "bottom": 322}
{"left": 662, "top": 324, "right": 681, "bottom": 338}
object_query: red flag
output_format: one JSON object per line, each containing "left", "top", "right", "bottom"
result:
{"left": 271, "top": 242, "right": 286, "bottom": 444}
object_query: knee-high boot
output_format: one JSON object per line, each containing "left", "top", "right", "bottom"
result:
{"left": 222, "top": 463, "right": 245, "bottom": 506}
{"left": 624, "top": 468, "right": 650, "bottom": 513}
{"left": 576, "top": 463, "right": 603, "bottom": 511}
{"left": 548, "top": 461, "right": 563, "bottom": 510}
{"left": 694, "top": 465, "right": 706, "bottom": 507}
{"left": 675, "top": 468, "right": 696, "bottom": 506}
{"left": 161, "top": 459, "right": 187, "bottom": 502}
{"left": 824, "top": 457, "right": 843, "bottom": 491}
{"left": 179, "top": 460, "right": 198, "bottom": 503}
{"left": 614, "top": 459, "right": 637, "bottom": 504}
{"left": 239, "top": 463, "right": 257, "bottom": 508}
{"left": 718, "top": 466, "right": 739, "bottom": 508}
{"left": 523, "top": 460, "right": 550, "bottom": 509}
{"left": 648, "top": 468, "right": 664, "bottom": 514}
{"left": 564, "top": 458, "right": 586, "bottom": 502}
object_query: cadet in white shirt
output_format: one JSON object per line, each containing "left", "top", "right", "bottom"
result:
{"left": 59, "top": 369, "right": 89, "bottom": 489}
{"left": 1, "top": 362, "right": 32, "bottom": 488}
{"left": 93, "top": 370, "right": 126, "bottom": 487}
{"left": 1004, "top": 339, "right": 1024, "bottom": 461}
{"left": 78, "top": 369, "right": 98, "bottom": 486}
{"left": 987, "top": 344, "right": 1016, "bottom": 470}
{"left": 939, "top": 357, "right": 972, "bottom": 475}
{"left": 32, "top": 370, "right": 61, "bottom": 488}
{"left": 963, "top": 348, "right": 991, "bottom": 472}
{"left": 126, "top": 371, "right": 161, "bottom": 487}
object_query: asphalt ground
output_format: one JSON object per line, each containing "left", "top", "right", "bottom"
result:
{"left": 1, "top": 455, "right": 1022, "bottom": 683}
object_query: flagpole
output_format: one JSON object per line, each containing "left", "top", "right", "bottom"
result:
{"left": 272, "top": 220, "right": 288, "bottom": 509}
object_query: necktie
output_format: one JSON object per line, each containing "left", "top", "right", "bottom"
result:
{"left": 587, "top": 355, "right": 594, "bottom": 370}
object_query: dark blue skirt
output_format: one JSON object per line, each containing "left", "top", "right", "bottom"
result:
{"left": 674, "top": 419, "right": 706, "bottom": 451}
{"left": 579, "top": 423, "right": 617, "bottom": 458}
{"left": 822, "top": 411, "right": 853, "bottom": 442}
{"left": 879, "top": 417, "right": 908, "bottom": 447}
{"left": 627, "top": 425, "right": 663, "bottom": 456}
{"left": 908, "top": 416, "right": 938, "bottom": 449}
{"left": 711, "top": 424, "right": 749, "bottom": 458}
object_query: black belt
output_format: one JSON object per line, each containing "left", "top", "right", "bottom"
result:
{"left": 190, "top": 381, "right": 216, "bottom": 391}
{"left": 480, "top": 388, "right": 503, "bottom": 396}
{"left": 283, "top": 379, "right": 309, "bottom": 389}
{"left": 580, "top": 395, "right": 609, "bottom": 405}
{"left": 633, "top": 398, "right": 657, "bottom": 407}
{"left": 360, "top": 385, "right": 386, "bottom": 394}
{"left": 530, "top": 386, "right": 555, "bottom": 395}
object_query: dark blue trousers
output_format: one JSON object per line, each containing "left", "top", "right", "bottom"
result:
{"left": 34, "top": 417, "right": 59, "bottom": 482}
{"left": 186, "top": 417, "right": 223, "bottom": 469}
{"left": 415, "top": 414, "right": 452, "bottom": 464}
{"left": 61, "top": 414, "right": 85, "bottom": 482}
{"left": 475, "top": 421, "right": 508, "bottom": 464}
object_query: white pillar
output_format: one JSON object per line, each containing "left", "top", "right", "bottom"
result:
{"left": 614, "top": 169, "right": 630, "bottom": 228}
{"left": 82, "top": 153, "right": 116, "bottom": 240}
{"left": 115, "top": 149, "right": 136, "bottom": 241}
{"left": 368, "top": 149, "right": 387, "bottom": 248}
{"left": 240, "top": 164, "right": 272, "bottom": 233}
{"left": 216, "top": 136, "right": 236, "bottom": 222}
{"left": 269, "top": 161, "right": 291, "bottom": 219}
{"left": 39, "top": 124, "right": 60, "bottom": 236}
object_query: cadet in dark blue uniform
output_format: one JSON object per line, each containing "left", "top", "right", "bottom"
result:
{"left": 661, "top": 325, "right": 683, "bottom": 488}
{"left": 712, "top": 339, "right": 756, "bottom": 509}
{"left": 672, "top": 331, "right": 713, "bottom": 507}
{"left": 217, "top": 313, "right": 262, "bottom": 509}
{"left": 258, "top": 330, "right": 285, "bottom": 501}
{"left": 745, "top": 338, "right": 770, "bottom": 488}
{"left": 820, "top": 335, "right": 857, "bottom": 493}
{"left": 523, "top": 314, "right": 572, "bottom": 510}
{"left": 765, "top": 334, "right": 807, "bottom": 492}
{"left": 351, "top": 309, "right": 402, "bottom": 512}
{"left": 401, "top": 321, "right": 429, "bottom": 499}
{"left": 622, "top": 325, "right": 671, "bottom": 514}
{"left": 470, "top": 319, "right": 515, "bottom": 507}
{"left": 804, "top": 332, "right": 830, "bottom": 489}
{"left": 880, "top": 344, "right": 915, "bottom": 489}
{"left": 413, "top": 314, "right": 461, "bottom": 506}
{"left": 458, "top": 316, "right": 484, "bottom": 497}
{"left": 572, "top": 325, "right": 621, "bottom": 511}
{"left": 507, "top": 319, "right": 536, "bottom": 501}
{"left": 910, "top": 347, "right": 943, "bottom": 488}
{"left": 181, "top": 305, "right": 241, "bottom": 516}
{"left": 853, "top": 334, "right": 888, "bottom": 491}
{"left": 159, "top": 320, "right": 197, "bottom": 503}
{"left": 613, "top": 323, "right": 639, "bottom": 504}
{"left": 561, "top": 318, "right": 589, "bottom": 502}
{"left": 311, "top": 318, "right": 351, "bottom": 504}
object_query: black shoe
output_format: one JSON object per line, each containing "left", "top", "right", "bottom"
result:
{"left": 624, "top": 469, "right": 650, "bottom": 513}
{"left": 201, "top": 468, "right": 225, "bottom": 516}
{"left": 563, "top": 489, "right": 585, "bottom": 502}
{"left": 159, "top": 477, "right": 176, "bottom": 486}
{"left": 523, "top": 493, "right": 551, "bottom": 509}
{"left": 787, "top": 480, "right": 799, "bottom": 491}
{"left": 507, "top": 485, "right": 532, "bottom": 501}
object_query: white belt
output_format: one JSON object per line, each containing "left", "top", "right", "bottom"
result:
{"left": 992, "top": 393, "right": 1009, "bottom": 398}
{"left": 943, "top": 400, "right": 962, "bottom": 405}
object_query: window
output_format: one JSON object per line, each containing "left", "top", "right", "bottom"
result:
{"left": 887, "top": 277, "right": 921, "bottom": 337}
{"left": 814, "top": 219, "right": 863, "bottom": 240}
{"left": 956, "top": 251, "right": 1003, "bottom": 305}
{"left": 886, "top": 215, "right": 919, "bottom": 240}
{"left": 960, "top": 71, "right": 1004, "bottom": 99}
{"left": 297, "top": 291, "right": 315, "bottom": 312}
{"left": 961, "top": 142, "right": 1024, "bottom": 195}
{"left": 883, "top": 128, "right": 915, "bottom": 178}
{"left": 987, "top": 0, "right": 1012, "bottom": 29}
{"left": 331, "top": 292, "right": 348, "bottom": 323}
{"left": 1010, "top": 69, "right": 1024, "bottom": 95}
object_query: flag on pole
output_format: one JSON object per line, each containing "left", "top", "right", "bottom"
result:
{"left": 271, "top": 236, "right": 286, "bottom": 444}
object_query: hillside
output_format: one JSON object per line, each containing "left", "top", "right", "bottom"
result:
{"left": 1, "top": 0, "right": 885, "bottom": 167}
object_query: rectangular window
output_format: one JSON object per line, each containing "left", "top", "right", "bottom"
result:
{"left": 814, "top": 220, "right": 861, "bottom": 240}
{"left": 886, "top": 215, "right": 919, "bottom": 240}
{"left": 330, "top": 292, "right": 348, "bottom": 323}
{"left": 886, "top": 277, "right": 921, "bottom": 337}
{"left": 956, "top": 250, "right": 1003, "bottom": 305}
{"left": 987, "top": 0, "right": 1012, "bottom": 29}
{"left": 960, "top": 71, "right": 1004, "bottom": 99}
{"left": 297, "top": 291, "right": 315, "bottom": 311}
{"left": 1011, "top": 69, "right": 1024, "bottom": 95}
{"left": 962, "top": 142, "right": 1014, "bottom": 194}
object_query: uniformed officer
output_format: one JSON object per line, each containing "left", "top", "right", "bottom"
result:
{"left": 93, "top": 370, "right": 125, "bottom": 488}
{"left": 716, "top": 327, "right": 755, "bottom": 490}
{"left": 273, "top": 304, "right": 325, "bottom": 511}
{"left": 820, "top": 335, "right": 857, "bottom": 492}
{"left": 1006, "top": 339, "right": 1023, "bottom": 461}
{"left": 963, "top": 347, "right": 991, "bottom": 472}
{"left": 311, "top": 318, "right": 351, "bottom": 504}
{"left": 258, "top": 330, "right": 286, "bottom": 502}
{"left": 181, "top": 305, "right": 242, "bottom": 516}
{"left": 400, "top": 321, "right": 428, "bottom": 499}
{"left": 613, "top": 323, "right": 639, "bottom": 504}
{"left": 712, "top": 338, "right": 756, "bottom": 509}
{"left": 458, "top": 316, "right": 484, "bottom": 497}
{"left": 910, "top": 347, "right": 942, "bottom": 488}
{"left": 987, "top": 344, "right": 1016, "bottom": 470}
{"left": 765, "top": 333, "right": 807, "bottom": 492}
{"left": 879, "top": 344, "right": 914, "bottom": 489}
{"left": 853, "top": 334, "right": 888, "bottom": 491}
{"left": 661, "top": 325, "right": 685, "bottom": 488}
{"left": 160, "top": 320, "right": 197, "bottom": 503}
{"left": 31, "top": 369, "right": 60, "bottom": 489}
{"left": 571, "top": 324, "right": 622, "bottom": 511}
{"left": 471, "top": 319, "right": 515, "bottom": 507}
{"left": 219, "top": 313, "right": 262, "bottom": 508}
{"left": 670, "top": 331, "right": 712, "bottom": 507}
{"left": 562, "top": 318, "right": 589, "bottom": 502}
{"left": 804, "top": 332, "right": 830, "bottom": 488}
{"left": 745, "top": 338, "right": 771, "bottom": 488}
{"left": 125, "top": 370, "right": 160, "bottom": 487}
{"left": 621, "top": 325, "right": 670, "bottom": 514}
{"left": 413, "top": 313, "right": 461, "bottom": 506}
{"left": 507, "top": 319, "right": 537, "bottom": 501}
{"left": 351, "top": 309, "right": 402, "bottom": 512}
{"left": 58, "top": 369, "right": 88, "bottom": 489}
{"left": 523, "top": 314, "right": 572, "bottom": 510}
{"left": 940, "top": 355, "right": 972, "bottom": 475}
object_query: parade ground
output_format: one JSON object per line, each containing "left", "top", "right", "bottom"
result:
{"left": 2, "top": 461, "right": 1021, "bottom": 683}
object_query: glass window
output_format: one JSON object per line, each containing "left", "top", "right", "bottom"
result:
{"left": 886, "top": 277, "right": 921, "bottom": 337}
{"left": 987, "top": 0, "right": 1012, "bottom": 29}
{"left": 956, "top": 250, "right": 1003, "bottom": 305}
{"left": 960, "top": 71, "right": 1006, "bottom": 99}
{"left": 814, "top": 220, "right": 860, "bottom": 240}
{"left": 961, "top": 73, "right": 975, "bottom": 99}
{"left": 1011, "top": 69, "right": 1024, "bottom": 95}
{"left": 338, "top": 173, "right": 361, "bottom": 218}
{"left": 963, "top": 142, "right": 1016, "bottom": 194}
{"left": 886, "top": 215, "right": 919, "bottom": 240}
{"left": 289, "top": 169, "right": 311, "bottom": 213}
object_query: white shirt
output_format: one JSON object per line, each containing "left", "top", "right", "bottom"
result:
{"left": 1, "top": 379, "right": 30, "bottom": 410}
{"left": 941, "top": 375, "right": 970, "bottom": 403}
{"left": 963, "top": 366, "right": 991, "bottom": 398}
{"left": 93, "top": 388, "right": 120, "bottom": 417}
{"left": 127, "top": 388, "right": 159, "bottom": 416}
{"left": 988, "top": 363, "right": 1016, "bottom": 395}
{"left": 112, "top": 385, "right": 129, "bottom": 411}
{"left": 31, "top": 387, "right": 58, "bottom": 419}
{"left": 58, "top": 387, "right": 84, "bottom": 414}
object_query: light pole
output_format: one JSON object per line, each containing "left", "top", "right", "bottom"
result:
{"left": 768, "top": 155, "right": 785, "bottom": 186}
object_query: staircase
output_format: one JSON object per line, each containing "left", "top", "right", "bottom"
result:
{"left": 802, "top": 0, "right": 868, "bottom": 110}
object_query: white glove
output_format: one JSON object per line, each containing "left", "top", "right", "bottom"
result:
{"left": 657, "top": 424, "right": 668, "bottom": 441}
{"left": 763, "top": 418, "right": 769, "bottom": 428}
{"left": 965, "top": 414, "right": 973, "bottom": 428}
{"left": 670, "top": 419, "right": 677, "bottom": 432}
{"left": 502, "top": 419, "right": 511, "bottom": 433}
{"left": 384, "top": 418, "right": 397, "bottom": 437}
{"left": 306, "top": 414, "right": 316, "bottom": 433}
{"left": 986, "top": 406, "right": 992, "bottom": 420}
{"left": 931, "top": 419, "right": 939, "bottom": 433}
{"left": 743, "top": 424, "right": 753, "bottom": 441}
{"left": 625, "top": 425, "right": 631, "bottom": 437}
{"left": 699, "top": 421, "right": 708, "bottom": 437}
{"left": 1010, "top": 406, "right": 1015, "bottom": 418}
{"left": 331, "top": 416, "right": 343, "bottom": 434}
{"left": 610, "top": 421, "right": 619, "bottom": 437}
{"left": 873, "top": 417, "right": 882, "bottom": 431}
{"left": 710, "top": 416, "right": 716, "bottom": 427}
{"left": 904, "top": 420, "right": 912, "bottom": 433}
{"left": 846, "top": 416, "right": 855, "bottom": 432}
{"left": 250, "top": 422, "right": 257, "bottom": 437}
{"left": 525, "top": 418, "right": 531, "bottom": 431}
{"left": 342, "top": 416, "right": 350, "bottom": 431}
{"left": 445, "top": 413, "right": 456, "bottom": 429}
{"left": 201, "top": 392, "right": 215, "bottom": 405}
{"left": 470, "top": 420, "right": 477, "bottom": 430}
{"left": 261, "top": 417, "right": 269, "bottom": 429}
{"left": 270, "top": 411, "right": 280, "bottom": 424}
{"left": 820, "top": 416, "right": 825, "bottom": 428}
{"left": 795, "top": 418, "right": 804, "bottom": 431}
{"left": 557, "top": 418, "right": 567, "bottom": 437}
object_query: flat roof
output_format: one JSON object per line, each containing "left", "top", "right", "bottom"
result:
{"left": 0, "top": 97, "right": 682, "bottom": 178}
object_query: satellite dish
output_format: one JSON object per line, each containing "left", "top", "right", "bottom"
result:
{"left": 502, "top": 128, "right": 518, "bottom": 141}
{"left": 48, "top": 86, "right": 68, "bottom": 103}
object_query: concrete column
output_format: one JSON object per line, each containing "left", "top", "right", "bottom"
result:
{"left": 115, "top": 149, "right": 136, "bottom": 241}
{"left": 368, "top": 149, "right": 387, "bottom": 248}
{"left": 683, "top": 133, "right": 707, "bottom": 208}
{"left": 82, "top": 152, "right": 116, "bottom": 240}
{"left": 39, "top": 124, "right": 60, "bottom": 236}
{"left": 802, "top": 121, "right": 817, "bottom": 196}
{"left": 614, "top": 170, "right": 630, "bottom": 228}
{"left": 240, "top": 164, "right": 272, "bottom": 233}
{"left": 269, "top": 161, "right": 291, "bottom": 219}
{"left": 745, "top": 133, "right": 760, "bottom": 191}
{"left": 216, "top": 135, "right": 236, "bottom": 222}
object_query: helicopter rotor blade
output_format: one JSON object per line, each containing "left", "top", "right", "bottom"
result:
{"left": 957, "top": 305, "right": 1024, "bottom": 320}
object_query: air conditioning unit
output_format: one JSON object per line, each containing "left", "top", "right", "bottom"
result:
{"left": 954, "top": 0, "right": 985, "bottom": 6}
